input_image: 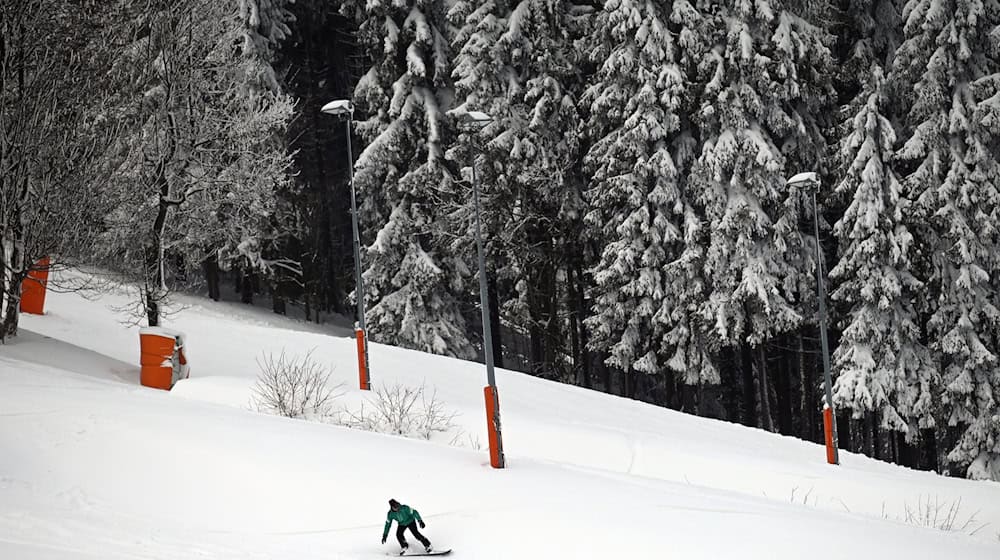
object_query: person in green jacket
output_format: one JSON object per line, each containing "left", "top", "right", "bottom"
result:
{"left": 381, "top": 498, "right": 432, "bottom": 554}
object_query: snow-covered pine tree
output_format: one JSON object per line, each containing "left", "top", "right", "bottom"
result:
{"left": 690, "top": 0, "right": 834, "bottom": 427}
{"left": 891, "top": 0, "right": 1000, "bottom": 480}
{"left": 448, "top": 0, "right": 584, "bottom": 373}
{"left": 837, "top": 0, "right": 903, "bottom": 85}
{"left": 345, "top": 0, "right": 475, "bottom": 358}
{"left": 580, "top": 0, "right": 716, "bottom": 390}
{"left": 829, "top": 66, "right": 936, "bottom": 438}
{"left": 239, "top": 0, "right": 295, "bottom": 78}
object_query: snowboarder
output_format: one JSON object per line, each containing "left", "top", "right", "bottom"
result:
{"left": 381, "top": 499, "right": 432, "bottom": 555}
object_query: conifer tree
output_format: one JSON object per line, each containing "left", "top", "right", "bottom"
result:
{"left": 830, "top": 66, "right": 936, "bottom": 436}
{"left": 581, "top": 0, "right": 716, "bottom": 386}
{"left": 892, "top": 0, "right": 1000, "bottom": 479}
{"left": 449, "top": 0, "right": 583, "bottom": 371}
{"left": 347, "top": 0, "right": 475, "bottom": 358}
{"left": 691, "top": 0, "right": 833, "bottom": 348}
{"left": 689, "top": 0, "right": 834, "bottom": 427}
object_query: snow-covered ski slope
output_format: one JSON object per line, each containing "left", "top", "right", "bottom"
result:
{"left": 2, "top": 275, "right": 1000, "bottom": 560}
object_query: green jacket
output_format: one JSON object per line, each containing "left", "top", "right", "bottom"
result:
{"left": 383, "top": 505, "right": 423, "bottom": 537}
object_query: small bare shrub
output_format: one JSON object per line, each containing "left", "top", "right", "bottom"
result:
{"left": 342, "top": 382, "right": 457, "bottom": 440}
{"left": 251, "top": 350, "right": 342, "bottom": 419}
{"left": 884, "top": 495, "right": 991, "bottom": 537}
{"left": 450, "top": 431, "right": 482, "bottom": 451}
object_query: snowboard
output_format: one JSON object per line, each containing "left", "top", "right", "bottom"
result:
{"left": 386, "top": 549, "right": 451, "bottom": 557}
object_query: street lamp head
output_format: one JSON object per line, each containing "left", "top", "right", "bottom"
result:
{"left": 321, "top": 99, "right": 354, "bottom": 116}
{"left": 786, "top": 171, "right": 820, "bottom": 189}
{"left": 459, "top": 110, "right": 493, "bottom": 128}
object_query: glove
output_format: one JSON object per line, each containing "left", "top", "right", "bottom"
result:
{"left": 419, "top": 520, "right": 426, "bottom": 529}
{"left": 381, "top": 536, "right": 387, "bottom": 544}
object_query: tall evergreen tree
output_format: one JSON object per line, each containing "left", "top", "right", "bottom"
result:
{"left": 892, "top": 0, "right": 1000, "bottom": 479}
{"left": 690, "top": 0, "right": 834, "bottom": 426}
{"left": 347, "top": 0, "right": 475, "bottom": 358}
{"left": 449, "top": 0, "right": 584, "bottom": 373}
{"left": 829, "top": 66, "right": 936, "bottom": 436}
{"left": 581, "top": 0, "right": 716, "bottom": 389}
{"left": 837, "top": 0, "right": 903, "bottom": 85}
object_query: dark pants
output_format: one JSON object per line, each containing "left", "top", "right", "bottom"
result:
{"left": 396, "top": 522, "right": 430, "bottom": 548}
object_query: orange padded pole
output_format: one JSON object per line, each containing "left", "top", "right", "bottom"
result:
{"left": 484, "top": 385, "right": 505, "bottom": 468}
{"left": 356, "top": 327, "right": 370, "bottom": 390}
{"left": 823, "top": 407, "right": 836, "bottom": 465}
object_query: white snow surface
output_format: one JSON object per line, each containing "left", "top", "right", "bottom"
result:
{"left": 2, "top": 274, "right": 1000, "bottom": 559}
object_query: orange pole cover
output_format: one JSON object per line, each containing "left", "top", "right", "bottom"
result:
{"left": 484, "top": 386, "right": 503, "bottom": 468}
{"left": 19, "top": 256, "right": 50, "bottom": 315}
{"left": 823, "top": 407, "right": 836, "bottom": 465}
{"left": 355, "top": 327, "right": 369, "bottom": 390}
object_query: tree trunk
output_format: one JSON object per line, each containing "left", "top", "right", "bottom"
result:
{"left": 863, "top": 412, "right": 875, "bottom": 458}
{"left": 920, "top": 428, "right": 938, "bottom": 472}
{"left": 681, "top": 382, "right": 697, "bottom": 413}
{"left": 601, "top": 355, "right": 612, "bottom": 393}
{"left": 757, "top": 347, "right": 775, "bottom": 432}
{"left": 664, "top": 371, "right": 676, "bottom": 410}
{"left": 145, "top": 151, "right": 173, "bottom": 327}
{"left": 1, "top": 280, "right": 19, "bottom": 340}
{"left": 741, "top": 342, "right": 758, "bottom": 427}
{"left": 774, "top": 348, "right": 793, "bottom": 435}
{"left": 573, "top": 261, "right": 591, "bottom": 389}
{"left": 204, "top": 252, "right": 220, "bottom": 301}
{"left": 240, "top": 268, "right": 254, "bottom": 304}
{"left": 568, "top": 281, "right": 581, "bottom": 384}
{"left": 144, "top": 238, "right": 163, "bottom": 328}
{"left": 271, "top": 284, "right": 286, "bottom": 315}
{"left": 799, "top": 333, "right": 815, "bottom": 441}
{"left": 0, "top": 211, "right": 24, "bottom": 340}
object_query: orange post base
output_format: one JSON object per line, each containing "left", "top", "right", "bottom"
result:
{"left": 139, "top": 331, "right": 175, "bottom": 390}
{"left": 356, "top": 327, "right": 370, "bottom": 390}
{"left": 20, "top": 256, "right": 50, "bottom": 315}
{"left": 484, "top": 385, "right": 505, "bottom": 469}
{"left": 823, "top": 407, "right": 837, "bottom": 465}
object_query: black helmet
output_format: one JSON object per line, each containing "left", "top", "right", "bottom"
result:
{"left": 389, "top": 499, "right": 401, "bottom": 509}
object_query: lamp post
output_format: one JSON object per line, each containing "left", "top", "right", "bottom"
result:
{"left": 460, "top": 110, "right": 505, "bottom": 469}
{"left": 786, "top": 171, "right": 839, "bottom": 465}
{"left": 322, "top": 99, "right": 371, "bottom": 391}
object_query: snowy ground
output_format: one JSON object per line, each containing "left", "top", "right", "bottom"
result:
{"left": 2, "top": 273, "right": 1000, "bottom": 559}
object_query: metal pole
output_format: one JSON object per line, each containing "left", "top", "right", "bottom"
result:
{"left": 345, "top": 115, "right": 371, "bottom": 389}
{"left": 472, "top": 155, "right": 504, "bottom": 468}
{"left": 813, "top": 190, "right": 839, "bottom": 464}
{"left": 472, "top": 162, "right": 496, "bottom": 387}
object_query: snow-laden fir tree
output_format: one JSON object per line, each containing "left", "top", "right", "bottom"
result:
{"left": 689, "top": 0, "right": 834, "bottom": 427}
{"left": 829, "top": 66, "right": 936, "bottom": 437}
{"left": 448, "top": 0, "right": 584, "bottom": 372}
{"left": 580, "top": 0, "right": 716, "bottom": 388}
{"left": 345, "top": 0, "right": 475, "bottom": 358}
{"left": 839, "top": 0, "right": 903, "bottom": 84}
{"left": 891, "top": 0, "right": 1000, "bottom": 479}
{"left": 691, "top": 0, "right": 832, "bottom": 347}
{"left": 238, "top": 0, "right": 295, "bottom": 75}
